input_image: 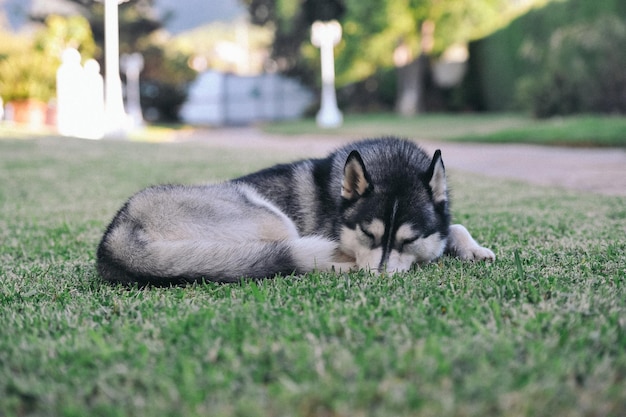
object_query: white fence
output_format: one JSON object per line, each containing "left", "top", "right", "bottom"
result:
{"left": 180, "top": 71, "right": 314, "bottom": 126}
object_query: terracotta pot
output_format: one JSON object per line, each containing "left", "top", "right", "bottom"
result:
{"left": 8, "top": 100, "right": 49, "bottom": 127}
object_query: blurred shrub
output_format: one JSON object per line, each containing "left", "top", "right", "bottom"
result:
{"left": 336, "top": 68, "right": 397, "bottom": 113}
{"left": 140, "top": 80, "right": 188, "bottom": 122}
{"left": 0, "top": 15, "right": 95, "bottom": 103}
{"left": 137, "top": 43, "right": 197, "bottom": 122}
{"left": 516, "top": 15, "right": 626, "bottom": 118}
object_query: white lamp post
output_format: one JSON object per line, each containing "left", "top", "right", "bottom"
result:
{"left": 104, "top": 0, "right": 129, "bottom": 136}
{"left": 311, "top": 20, "right": 343, "bottom": 129}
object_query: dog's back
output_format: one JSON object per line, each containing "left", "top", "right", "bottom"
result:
{"left": 96, "top": 183, "right": 338, "bottom": 285}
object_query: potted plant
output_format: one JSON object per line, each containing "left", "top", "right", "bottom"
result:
{"left": 0, "top": 50, "right": 57, "bottom": 126}
{"left": 0, "top": 15, "right": 96, "bottom": 127}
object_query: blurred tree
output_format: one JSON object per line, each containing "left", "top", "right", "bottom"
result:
{"left": 336, "top": 0, "right": 513, "bottom": 82}
{"left": 244, "top": 0, "right": 544, "bottom": 114}
{"left": 34, "top": 14, "right": 97, "bottom": 60}
{"left": 0, "top": 15, "right": 96, "bottom": 125}
{"left": 516, "top": 15, "right": 626, "bottom": 117}
{"left": 467, "top": 0, "right": 624, "bottom": 113}
{"left": 243, "top": 0, "right": 345, "bottom": 83}
{"left": 39, "top": 0, "right": 196, "bottom": 121}
{"left": 169, "top": 21, "right": 274, "bottom": 75}
{"left": 0, "top": 15, "right": 96, "bottom": 103}
{"left": 338, "top": 0, "right": 531, "bottom": 114}
{"left": 30, "top": 0, "right": 161, "bottom": 54}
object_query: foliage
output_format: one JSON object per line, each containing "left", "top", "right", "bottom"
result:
{"left": 334, "top": 0, "right": 516, "bottom": 85}
{"left": 140, "top": 80, "right": 188, "bottom": 122}
{"left": 134, "top": 41, "right": 197, "bottom": 122}
{"left": 170, "top": 21, "right": 274, "bottom": 75}
{"left": 243, "top": 0, "right": 345, "bottom": 84}
{"left": 468, "top": 0, "right": 626, "bottom": 112}
{"left": 62, "top": 0, "right": 197, "bottom": 122}
{"left": 0, "top": 136, "right": 625, "bottom": 416}
{"left": 516, "top": 15, "right": 626, "bottom": 118}
{"left": 76, "top": 0, "right": 163, "bottom": 53}
{"left": 336, "top": 69, "right": 397, "bottom": 113}
{"left": 0, "top": 15, "right": 95, "bottom": 103}
{"left": 34, "top": 14, "right": 98, "bottom": 62}
{"left": 244, "top": 0, "right": 542, "bottom": 87}
{"left": 0, "top": 51, "right": 56, "bottom": 102}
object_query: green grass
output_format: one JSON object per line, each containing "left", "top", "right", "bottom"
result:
{"left": 263, "top": 113, "right": 530, "bottom": 141}
{"left": 1, "top": 135, "right": 625, "bottom": 416}
{"left": 264, "top": 113, "right": 626, "bottom": 147}
{"left": 448, "top": 115, "right": 626, "bottom": 147}
{"left": 0, "top": 123, "right": 190, "bottom": 143}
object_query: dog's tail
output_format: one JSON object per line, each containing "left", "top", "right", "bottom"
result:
{"left": 96, "top": 233, "right": 338, "bottom": 285}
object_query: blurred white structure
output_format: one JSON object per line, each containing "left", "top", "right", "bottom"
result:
{"left": 104, "top": 0, "right": 129, "bottom": 136}
{"left": 432, "top": 44, "right": 469, "bottom": 88}
{"left": 311, "top": 20, "right": 343, "bottom": 129}
{"left": 56, "top": 48, "right": 104, "bottom": 139}
{"left": 180, "top": 71, "right": 313, "bottom": 126}
{"left": 120, "top": 52, "right": 144, "bottom": 127}
{"left": 56, "top": 48, "right": 83, "bottom": 136}
{"left": 82, "top": 59, "right": 105, "bottom": 138}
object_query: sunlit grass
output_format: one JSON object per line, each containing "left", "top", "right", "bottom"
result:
{"left": 263, "top": 113, "right": 530, "bottom": 141}
{"left": 1, "top": 136, "right": 624, "bottom": 416}
{"left": 0, "top": 122, "right": 190, "bottom": 143}
{"left": 448, "top": 115, "right": 626, "bottom": 147}
{"left": 264, "top": 113, "right": 626, "bottom": 147}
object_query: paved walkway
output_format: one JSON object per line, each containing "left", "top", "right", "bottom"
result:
{"left": 173, "top": 127, "right": 626, "bottom": 197}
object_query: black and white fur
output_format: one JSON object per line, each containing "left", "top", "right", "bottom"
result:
{"left": 97, "top": 138, "right": 494, "bottom": 285}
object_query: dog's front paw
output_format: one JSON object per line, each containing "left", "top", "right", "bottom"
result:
{"left": 456, "top": 244, "right": 495, "bottom": 262}
{"left": 446, "top": 224, "right": 496, "bottom": 262}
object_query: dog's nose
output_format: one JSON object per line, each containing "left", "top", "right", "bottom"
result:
{"left": 381, "top": 253, "right": 413, "bottom": 274}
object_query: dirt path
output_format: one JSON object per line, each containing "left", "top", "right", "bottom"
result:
{"left": 173, "top": 127, "right": 626, "bottom": 197}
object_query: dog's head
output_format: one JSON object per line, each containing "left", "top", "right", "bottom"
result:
{"left": 338, "top": 147, "right": 450, "bottom": 273}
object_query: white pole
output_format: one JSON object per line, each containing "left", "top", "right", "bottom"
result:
{"left": 104, "top": 0, "right": 128, "bottom": 136}
{"left": 311, "top": 20, "right": 343, "bottom": 129}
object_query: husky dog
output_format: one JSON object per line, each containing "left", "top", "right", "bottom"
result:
{"left": 97, "top": 137, "right": 494, "bottom": 285}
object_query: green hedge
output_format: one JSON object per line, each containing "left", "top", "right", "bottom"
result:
{"left": 467, "top": 0, "right": 626, "bottom": 113}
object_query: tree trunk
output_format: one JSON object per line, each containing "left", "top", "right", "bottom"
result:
{"left": 395, "top": 54, "right": 428, "bottom": 116}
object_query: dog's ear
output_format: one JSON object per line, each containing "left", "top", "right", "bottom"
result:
{"left": 427, "top": 149, "right": 447, "bottom": 203}
{"left": 342, "top": 150, "right": 372, "bottom": 200}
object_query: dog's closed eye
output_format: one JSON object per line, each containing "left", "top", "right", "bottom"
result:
{"left": 357, "top": 222, "right": 383, "bottom": 246}
{"left": 398, "top": 236, "right": 419, "bottom": 251}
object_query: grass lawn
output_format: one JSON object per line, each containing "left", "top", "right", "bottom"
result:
{"left": 264, "top": 113, "right": 626, "bottom": 147}
{"left": 1, "top": 135, "right": 625, "bottom": 417}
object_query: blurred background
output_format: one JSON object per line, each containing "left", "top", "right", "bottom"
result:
{"left": 1, "top": 0, "right": 625, "bottom": 128}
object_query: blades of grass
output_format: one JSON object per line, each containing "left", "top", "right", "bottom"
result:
{"left": 514, "top": 249, "right": 526, "bottom": 281}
